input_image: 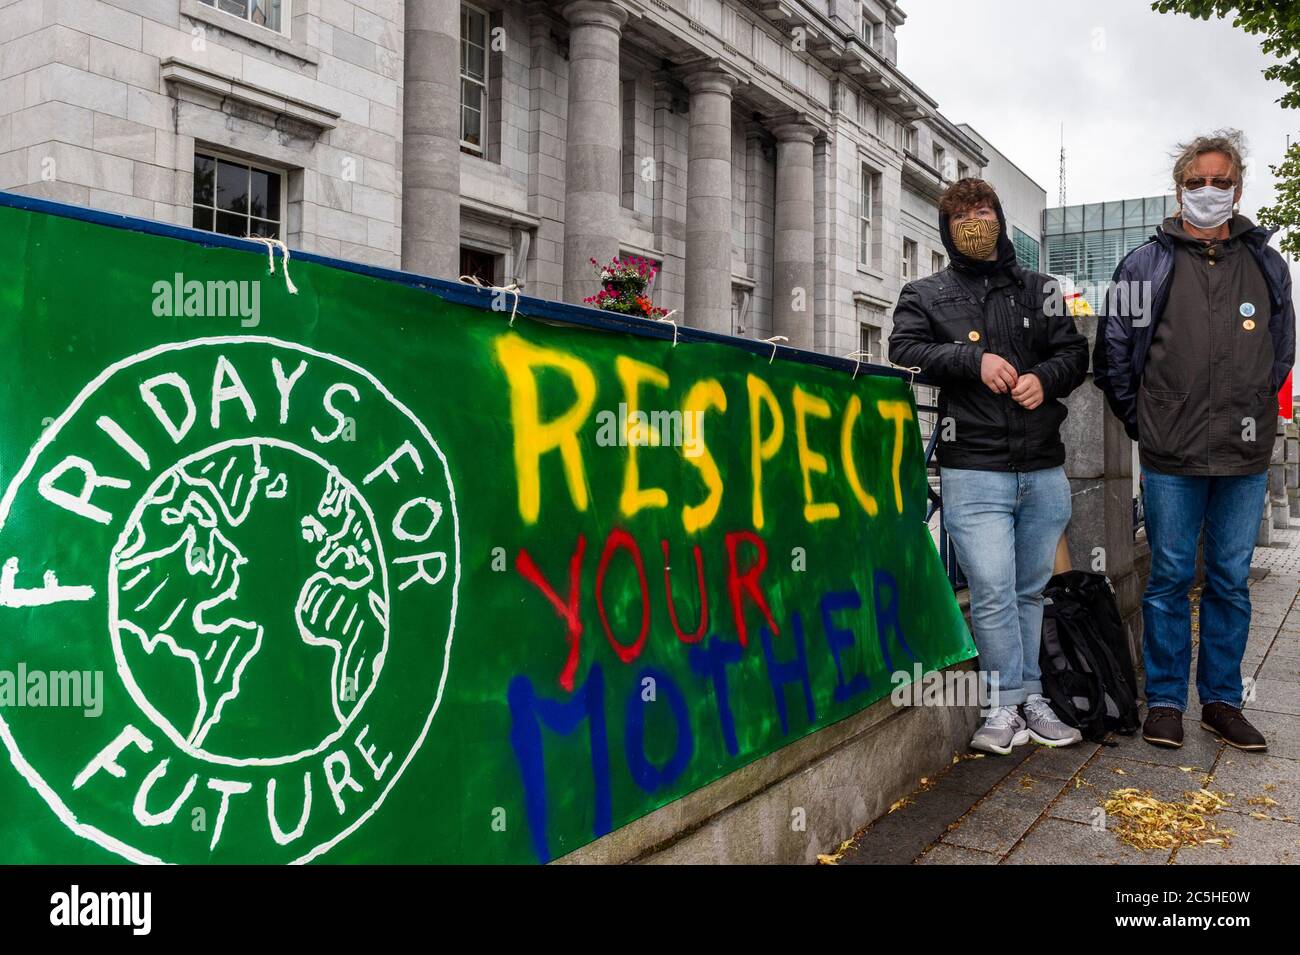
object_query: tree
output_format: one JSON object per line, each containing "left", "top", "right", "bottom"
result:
{"left": 1153, "top": 0, "right": 1300, "bottom": 258}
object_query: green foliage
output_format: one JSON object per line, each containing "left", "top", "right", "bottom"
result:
{"left": 1154, "top": 1, "right": 1300, "bottom": 257}
{"left": 1259, "top": 140, "right": 1300, "bottom": 258}
{"left": 1153, "top": 1, "right": 1300, "bottom": 107}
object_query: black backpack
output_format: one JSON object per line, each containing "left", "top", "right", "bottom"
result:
{"left": 1039, "top": 570, "right": 1141, "bottom": 743}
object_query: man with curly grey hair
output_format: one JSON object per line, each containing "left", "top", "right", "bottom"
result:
{"left": 1094, "top": 130, "right": 1295, "bottom": 753}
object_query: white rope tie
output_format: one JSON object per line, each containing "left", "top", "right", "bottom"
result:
{"left": 762, "top": 335, "right": 789, "bottom": 365}
{"left": 656, "top": 310, "right": 680, "bottom": 347}
{"left": 458, "top": 275, "right": 522, "bottom": 326}
{"left": 889, "top": 361, "right": 923, "bottom": 387}
{"left": 250, "top": 236, "right": 298, "bottom": 295}
{"left": 845, "top": 349, "right": 872, "bottom": 380}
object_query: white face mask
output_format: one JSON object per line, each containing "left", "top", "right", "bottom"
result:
{"left": 1181, "top": 185, "right": 1235, "bottom": 230}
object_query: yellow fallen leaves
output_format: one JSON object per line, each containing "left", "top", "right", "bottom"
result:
{"left": 816, "top": 836, "right": 858, "bottom": 865}
{"left": 887, "top": 796, "right": 914, "bottom": 814}
{"left": 1101, "top": 788, "right": 1234, "bottom": 851}
{"left": 1247, "top": 795, "right": 1280, "bottom": 808}
{"left": 1019, "top": 775, "right": 1035, "bottom": 790}
{"left": 952, "top": 752, "right": 986, "bottom": 764}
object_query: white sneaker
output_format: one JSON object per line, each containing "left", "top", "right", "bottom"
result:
{"left": 1022, "top": 694, "right": 1083, "bottom": 747}
{"left": 970, "top": 705, "right": 1030, "bottom": 755}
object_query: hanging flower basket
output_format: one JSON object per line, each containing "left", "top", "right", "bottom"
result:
{"left": 584, "top": 256, "right": 669, "bottom": 320}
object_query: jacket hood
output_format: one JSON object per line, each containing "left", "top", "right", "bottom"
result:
{"left": 940, "top": 190, "right": 1021, "bottom": 281}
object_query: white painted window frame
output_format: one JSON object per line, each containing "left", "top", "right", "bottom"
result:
{"left": 858, "top": 162, "right": 873, "bottom": 268}
{"left": 460, "top": 2, "right": 490, "bottom": 155}
{"left": 198, "top": 0, "right": 290, "bottom": 37}
{"left": 902, "top": 238, "right": 918, "bottom": 281}
{"left": 859, "top": 4, "right": 876, "bottom": 47}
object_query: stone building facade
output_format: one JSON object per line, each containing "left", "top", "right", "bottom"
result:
{"left": 0, "top": 0, "right": 989, "bottom": 359}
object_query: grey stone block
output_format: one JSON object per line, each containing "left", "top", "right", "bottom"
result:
{"left": 916, "top": 842, "right": 999, "bottom": 864}
{"left": 1173, "top": 812, "right": 1300, "bottom": 864}
{"left": 1245, "top": 677, "right": 1300, "bottom": 717}
{"left": 1004, "top": 817, "right": 1171, "bottom": 864}
{"left": 1019, "top": 740, "right": 1101, "bottom": 781}
{"left": 941, "top": 778, "right": 1062, "bottom": 855}
{"left": 840, "top": 781, "right": 983, "bottom": 865}
{"left": 1048, "top": 752, "right": 1217, "bottom": 826}
{"left": 1207, "top": 753, "right": 1300, "bottom": 819}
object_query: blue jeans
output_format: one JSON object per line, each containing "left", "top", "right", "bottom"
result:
{"left": 940, "top": 466, "right": 1072, "bottom": 706}
{"left": 1141, "top": 468, "right": 1268, "bottom": 712}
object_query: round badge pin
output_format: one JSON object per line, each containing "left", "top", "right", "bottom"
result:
{"left": 1243, "top": 319, "right": 1256, "bottom": 331}
{"left": 967, "top": 331, "right": 980, "bottom": 342}
{"left": 1240, "top": 302, "right": 1256, "bottom": 318}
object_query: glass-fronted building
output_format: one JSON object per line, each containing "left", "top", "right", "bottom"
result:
{"left": 1012, "top": 226, "right": 1040, "bottom": 271}
{"left": 1042, "top": 195, "right": 1178, "bottom": 288}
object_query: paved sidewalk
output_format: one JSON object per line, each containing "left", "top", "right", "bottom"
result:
{"left": 828, "top": 525, "right": 1300, "bottom": 866}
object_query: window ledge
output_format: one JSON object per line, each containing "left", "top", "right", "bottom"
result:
{"left": 856, "top": 264, "right": 885, "bottom": 281}
{"left": 853, "top": 290, "right": 894, "bottom": 310}
{"left": 460, "top": 195, "right": 541, "bottom": 231}
{"left": 180, "top": 0, "right": 319, "bottom": 66}
{"left": 162, "top": 58, "right": 339, "bottom": 134}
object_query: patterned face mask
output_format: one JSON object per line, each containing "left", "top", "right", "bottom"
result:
{"left": 951, "top": 217, "right": 1000, "bottom": 260}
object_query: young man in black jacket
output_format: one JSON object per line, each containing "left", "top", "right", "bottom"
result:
{"left": 889, "top": 178, "right": 1090, "bottom": 754}
{"left": 1094, "top": 132, "right": 1295, "bottom": 752}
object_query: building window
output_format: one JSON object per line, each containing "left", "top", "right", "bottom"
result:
{"left": 903, "top": 125, "right": 918, "bottom": 154}
{"left": 932, "top": 144, "right": 945, "bottom": 173}
{"left": 957, "top": 161, "right": 969, "bottom": 181}
{"left": 460, "top": 246, "right": 499, "bottom": 286}
{"left": 902, "top": 238, "right": 918, "bottom": 281}
{"left": 860, "top": 321, "right": 882, "bottom": 364}
{"left": 859, "top": 6, "right": 876, "bottom": 47}
{"left": 931, "top": 250, "right": 945, "bottom": 274}
{"left": 199, "top": 0, "right": 285, "bottom": 33}
{"left": 859, "top": 163, "right": 873, "bottom": 268}
{"left": 192, "top": 152, "right": 283, "bottom": 239}
{"left": 460, "top": 3, "right": 489, "bottom": 154}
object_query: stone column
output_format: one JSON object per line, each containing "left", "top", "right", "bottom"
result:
{"left": 682, "top": 67, "right": 737, "bottom": 335}
{"left": 561, "top": 1, "right": 628, "bottom": 306}
{"left": 1270, "top": 416, "right": 1288, "bottom": 529}
{"left": 771, "top": 120, "right": 817, "bottom": 351}
{"left": 1286, "top": 421, "right": 1299, "bottom": 517}
{"left": 401, "top": 0, "right": 462, "bottom": 279}
{"left": 1062, "top": 315, "right": 1144, "bottom": 660}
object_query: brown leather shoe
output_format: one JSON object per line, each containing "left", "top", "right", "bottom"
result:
{"left": 1200, "top": 703, "right": 1268, "bottom": 752}
{"left": 1142, "top": 706, "right": 1184, "bottom": 748}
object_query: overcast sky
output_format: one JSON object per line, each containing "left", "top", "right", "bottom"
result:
{"left": 897, "top": 0, "right": 1294, "bottom": 227}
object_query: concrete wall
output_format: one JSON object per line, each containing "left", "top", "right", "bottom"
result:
{"left": 561, "top": 650, "right": 982, "bottom": 865}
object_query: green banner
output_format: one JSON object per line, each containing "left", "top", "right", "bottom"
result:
{"left": 0, "top": 199, "right": 973, "bottom": 864}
